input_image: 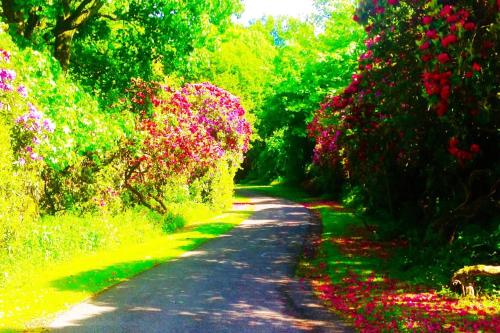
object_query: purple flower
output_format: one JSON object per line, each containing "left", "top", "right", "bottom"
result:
{"left": 16, "top": 114, "right": 28, "bottom": 124}
{"left": 0, "top": 69, "right": 16, "bottom": 81}
{"left": 0, "top": 82, "right": 13, "bottom": 91}
{"left": 27, "top": 103, "right": 43, "bottom": 119}
{"left": 17, "top": 85, "right": 28, "bottom": 98}
{"left": 42, "top": 119, "right": 56, "bottom": 132}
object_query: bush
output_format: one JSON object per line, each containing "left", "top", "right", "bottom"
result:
{"left": 308, "top": 0, "right": 499, "bottom": 243}
{"left": 121, "top": 80, "right": 252, "bottom": 213}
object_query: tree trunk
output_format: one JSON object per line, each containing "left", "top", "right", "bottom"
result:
{"left": 0, "top": 0, "right": 17, "bottom": 24}
{"left": 451, "top": 265, "right": 500, "bottom": 297}
{"left": 54, "top": 29, "right": 75, "bottom": 71}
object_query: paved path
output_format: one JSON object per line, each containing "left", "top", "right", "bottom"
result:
{"left": 50, "top": 192, "right": 352, "bottom": 333}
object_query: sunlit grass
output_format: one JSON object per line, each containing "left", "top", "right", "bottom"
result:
{"left": 0, "top": 199, "right": 253, "bottom": 332}
{"left": 236, "top": 183, "right": 318, "bottom": 203}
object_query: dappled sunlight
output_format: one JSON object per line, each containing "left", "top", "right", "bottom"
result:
{"left": 50, "top": 303, "right": 117, "bottom": 329}
{"left": 180, "top": 250, "right": 208, "bottom": 258}
{"left": 0, "top": 201, "right": 254, "bottom": 330}
{"left": 43, "top": 193, "right": 351, "bottom": 332}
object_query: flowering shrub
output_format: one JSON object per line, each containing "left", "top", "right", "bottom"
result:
{"left": 123, "top": 80, "right": 252, "bottom": 213}
{"left": 308, "top": 0, "right": 499, "bottom": 239}
{"left": 0, "top": 46, "right": 50, "bottom": 252}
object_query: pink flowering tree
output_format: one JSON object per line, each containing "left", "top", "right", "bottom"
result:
{"left": 308, "top": 0, "right": 499, "bottom": 241}
{"left": 122, "top": 80, "right": 252, "bottom": 213}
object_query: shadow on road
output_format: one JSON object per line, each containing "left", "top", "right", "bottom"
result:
{"left": 49, "top": 197, "right": 352, "bottom": 333}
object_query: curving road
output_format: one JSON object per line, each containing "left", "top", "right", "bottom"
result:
{"left": 50, "top": 191, "right": 352, "bottom": 333}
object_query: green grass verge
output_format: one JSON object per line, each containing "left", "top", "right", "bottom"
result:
{"left": 0, "top": 198, "right": 253, "bottom": 332}
{"left": 236, "top": 183, "right": 318, "bottom": 203}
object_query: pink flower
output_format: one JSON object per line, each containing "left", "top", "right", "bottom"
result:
{"left": 440, "top": 5, "right": 454, "bottom": 18}
{"left": 387, "top": 0, "right": 399, "bottom": 5}
{"left": 426, "top": 30, "right": 439, "bottom": 40}
{"left": 422, "top": 16, "right": 433, "bottom": 25}
{"left": 16, "top": 158, "right": 26, "bottom": 166}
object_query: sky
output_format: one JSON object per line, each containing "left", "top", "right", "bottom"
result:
{"left": 236, "top": 0, "right": 315, "bottom": 23}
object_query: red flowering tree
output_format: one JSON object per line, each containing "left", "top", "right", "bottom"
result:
{"left": 308, "top": 0, "right": 499, "bottom": 240}
{"left": 123, "top": 80, "right": 251, "bottom": 213}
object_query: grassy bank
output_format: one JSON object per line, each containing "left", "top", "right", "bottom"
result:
{"left": 0, "top": 193, "right": 253, "bottom": 331}
{"left": 243, "top": 184, "right": 499, "bottom": 332}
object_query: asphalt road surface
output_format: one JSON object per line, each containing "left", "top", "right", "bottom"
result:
{"left": 50, "top": 191, "right": 352, "bottom": 333}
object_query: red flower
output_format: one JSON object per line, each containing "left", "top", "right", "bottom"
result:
{"left": 422, "top": 16, "right": 433, "bottom": 25}
{"left": 426, "top": 30, "right": 439, "bottom": 39}
{"left": 446, "top": 15, "right": 459, "bottom": 23}
{"left": 421, "top": 54, "right": 432, "bottom": 62}
{"left": 472, "top": 63, "right": 481, "bottom": 72}
{"left": 419, "top": 41, "right": 430, "bottom": 50}
{"left": 440, "top": 5, "right": 454, "bottom": 18}
{"left": 436, "top": 101, "right": 448, "bottom": 116}
{"left": 353, "top": 15, "right": 359, "bottom": 22}
{"left": 441, "top": 34, "right": 457, "bottom": 48}
{"left": 463, "top": 22, "right": 476, "bottom": 31}
{"left": 449, "top": 137, "right": 459, "bottom": 147}
{"left": 387, "top": 0, "right": 399, "bottom": 5}
{"left": 440, "top": 85, "right": 451, "bottom": 100}
{"left": 470, "top": 144, "right": 480, "bottom": 154}
{"left": 437, "top": 53, "right": 451, "bottom": 63}
{"left": 464, "top": 71, "right": 473, "bottom": 78}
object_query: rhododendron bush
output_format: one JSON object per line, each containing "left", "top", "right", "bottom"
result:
{"left": 308, "top": 0, "right": 499, "bottom": 241}
{"left": 122, "top": 80, "right": 252, "bottom": 213}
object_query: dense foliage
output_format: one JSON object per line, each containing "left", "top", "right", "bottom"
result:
{"left": 245, "top": 6, "right": 365, "bottom": 183}
{"left": 0, "top": 0, "right": 498, "bottom": 328}
{"left": 0, "top": 18, "right": 251, "bottom": 290}
{"left": 0, "top": 0, "right": 241, "bottom": 99}
{"left": 308, "top": 0, "right": 498, "bottom": 259}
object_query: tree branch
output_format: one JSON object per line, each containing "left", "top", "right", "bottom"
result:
{"left": 24, "top": 7, "right": 41, "bottom": 39}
